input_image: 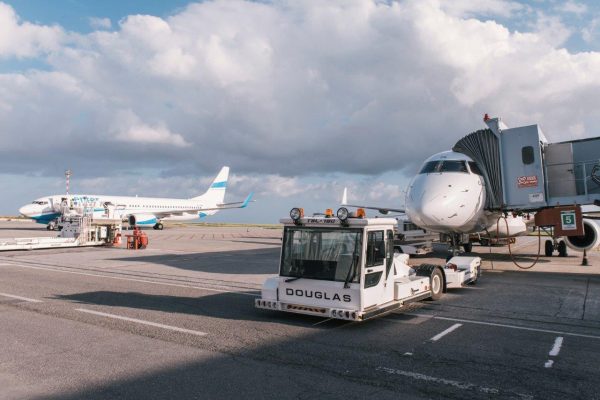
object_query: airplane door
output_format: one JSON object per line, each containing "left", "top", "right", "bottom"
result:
{"left": 362, "top": 230, "right": 388, "bottom": 309}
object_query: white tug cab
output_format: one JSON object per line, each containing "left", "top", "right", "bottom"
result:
{"left": 255, "top": 207, "right": 481, "bottom": 321}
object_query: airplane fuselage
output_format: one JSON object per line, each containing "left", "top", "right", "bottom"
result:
{"left": 19, "top": 194, "right": 215, "bottom": 225}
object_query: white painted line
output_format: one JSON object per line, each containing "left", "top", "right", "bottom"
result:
{"left": 76, "top": 308, "right": 208, "bottom": 336}
{"left": 2, "top": 263, "right": 259, "bottom": 297}
{"left": 411, "top": 314, "right": 600, "bottom": 341}
{"left": 377, "top": 366, "right": 500, "bottom": 395}
{"left": 0, "top": 292, "right": 42, "bottom": 303}
{"left": 430, "top": 323, "right": 462, "bottom": 342}
{"left": 549, "top": 336, "right": 564, "bottom": 357}
{"left": 313, "top": 318, "right": 333, "bottom": 326}
{"left": 544, "top": 336, "right": 564, "bottom": 369}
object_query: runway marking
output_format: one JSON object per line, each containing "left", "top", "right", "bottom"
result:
{"left": 2, "top": 263, "right": 260, "bottom": 297}
{"left": 0, "top": 292, "right": 42, "bottom": 303}
{"left": 549, "top": 336, "right": 564, "bottom": 356}
{"left": 430, "top": 323, "right": 462, "bottom": 342}
{"left": 545, "top": 336, "right": 564, "bottom": 368}
{"left": 415, "top": 315, "right": 600, "bottom": 340}
{"left": 377, "top": 366, "right": 532, "bottom": 399}
{"left": 76, "top": 308, "right": 208, "bottom": 336}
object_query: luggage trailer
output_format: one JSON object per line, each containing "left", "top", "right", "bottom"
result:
{"left": 255, "top": 208, "right": 481, "bottom": 321}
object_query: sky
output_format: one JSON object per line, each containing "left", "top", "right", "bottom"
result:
{"left": 1, "top": 0, "right": 600, "bottom": 223}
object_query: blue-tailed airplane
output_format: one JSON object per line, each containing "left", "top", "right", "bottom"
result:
{"left": 19, "top": 167, "right": 253, "bottom": 230}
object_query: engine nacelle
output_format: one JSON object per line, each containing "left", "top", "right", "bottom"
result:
{"left": 128, "top": 214, "right": 157, "bottom": 226}
{"left": 564, "top": 219, "right": 600, "bottom": 251}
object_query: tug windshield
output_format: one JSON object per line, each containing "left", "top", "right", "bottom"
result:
{"left": 280, "top": 227, "right": 362, "bottom": 283}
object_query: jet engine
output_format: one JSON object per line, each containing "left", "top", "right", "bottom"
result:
{"left": 128, "top": 214, "right": 157, "bottom": 226}
{"left": 564, "top": 219, "right": 600, "bottom": 251}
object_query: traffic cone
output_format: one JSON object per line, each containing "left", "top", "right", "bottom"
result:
{"left": 582, "top": 249, "right": 589, "bottom": 266}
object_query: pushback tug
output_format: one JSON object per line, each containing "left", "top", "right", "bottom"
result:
{"left": 255, "top": 207, "right": 481, "bottom": 321}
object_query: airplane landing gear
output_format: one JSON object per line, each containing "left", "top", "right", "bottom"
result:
{"left": 46, "top": 219, "right": 58, "bottom": 231}
{"left": 153, "top": 222, "right": 164, "bottom": 230}
{"left": 446, "top": 233, "right": 469, "bottom": 260}
{"left": 545, "top": 238, "right": 568, "bottom": 257}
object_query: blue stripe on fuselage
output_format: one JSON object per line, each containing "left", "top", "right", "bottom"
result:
{"left": 31, "top": 212, "right": 61, "bottom": 224}
{"left": 136, "top": 218, "right": 157, "bottom": 225}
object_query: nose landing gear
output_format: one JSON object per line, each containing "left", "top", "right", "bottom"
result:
{"left": 446, "top": 233, "right": 471, "bottom": 261}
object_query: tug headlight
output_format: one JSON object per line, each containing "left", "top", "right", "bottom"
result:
{"left": 337, "top": 207, "right": 349, "bottom": 222}
{"left": 290, "top": 207, "right": 304, "bottom": 221}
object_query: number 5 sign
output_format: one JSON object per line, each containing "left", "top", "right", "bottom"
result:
{"left": 561, "top": 211, "right": 577, "bottom": 230}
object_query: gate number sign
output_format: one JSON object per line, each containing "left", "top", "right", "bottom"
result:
{"left": 561, "top": 211, "right": 577, "bottom": 230}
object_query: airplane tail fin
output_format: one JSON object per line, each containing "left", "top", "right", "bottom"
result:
{"left": 341, "top": 187, "right": 348, "bottom": 205}
{"left": 193, "top": 166, "right": 229, "bottom": 204}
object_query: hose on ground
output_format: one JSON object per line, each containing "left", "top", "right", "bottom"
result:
{"left": 496, "top": 216, "right": 541, "bottom": 270}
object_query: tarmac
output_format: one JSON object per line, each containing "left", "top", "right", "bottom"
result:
{"left": 0, "top": 220, "right": 599, "bottom": 399}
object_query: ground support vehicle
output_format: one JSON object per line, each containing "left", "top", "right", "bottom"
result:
{"left": 0, "top": 216, "right": 122, "bottom": 251}
{"left": 255, "top": 208, "right": 481, "bottom": 321}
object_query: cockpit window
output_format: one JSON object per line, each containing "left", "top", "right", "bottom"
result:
{"left": 468, "top": 161, "right": 484, "bottom": 176}
{"left": 32, "top": 201, "right": 48, "bottom": 205}
{"left": 419, "top": 161, "right": 439, "bottom": 174}
{"left": 419, "top": 160, "right": 468, "bottom": 174}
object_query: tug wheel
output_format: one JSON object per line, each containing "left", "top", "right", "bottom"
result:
{"left": 430, "top": 269, "right": 444, "bottom": 301}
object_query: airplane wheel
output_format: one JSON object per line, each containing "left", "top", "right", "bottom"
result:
{"left": 46, "top": 224, "right": 54, "bottom": 231}
{"left": 156, "top": 223, "right": 164, "bottom": 230}
{"left": 545, "top": 240, "right": 554, "bottom": 257}
{"left": 429, "top": 269, "right": 444, "bottom": 301}
{"left": 463, "top": 242, "right": 473, "bottom": 253}
{"left": 558, "top": 241, "right": 568, "bottom": 257}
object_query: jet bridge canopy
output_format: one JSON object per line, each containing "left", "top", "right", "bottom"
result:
{"left": 453, "top": 117, "right": 600, "bottom": 212}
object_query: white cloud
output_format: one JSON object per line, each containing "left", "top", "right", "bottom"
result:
{"left": 556, "top": 1, "right": 587, "bottom": 16}
{"left": 89, "top": 17, "right": 112, "bottom": 30}
{"left": 0, "top": 2, "right": 64, "bottom": 58}
{"left": 113, "top": 110, "right": 190, "bottom": 147}
{"left": 582, "top": 17, "right": 600, "bottom": 43}
{"left": 439, "top": 0, "right": 525, "bottom": 18}
{"left": 1, "top": 0, "right": 600, "bottom": 186}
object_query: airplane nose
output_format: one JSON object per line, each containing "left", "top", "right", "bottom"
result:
{"left": 19, "top": 205, "right": 36, "bottom": 217}
{"left": 418, "top": 196, "right": 446, "bottom": 225}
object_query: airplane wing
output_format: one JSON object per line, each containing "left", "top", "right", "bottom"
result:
{"left": 341, "top": 187, "right": 404, "bottom": 215}
{"left": 152, "top": 193, "right": 254, "bottom": 218}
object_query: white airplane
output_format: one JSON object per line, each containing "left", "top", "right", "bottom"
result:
{"left": 19, "top": 166, "right": 253, "bottom": 230}
{"left": 343, "top": 120, "right": 600, "bottom": 257}
{"left": 342, "top": 157, "right": 529, "bottom": 255}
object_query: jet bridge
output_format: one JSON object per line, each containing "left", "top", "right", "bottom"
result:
{"left": 453, "top": 115, "right": 600, "bottom": 213}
